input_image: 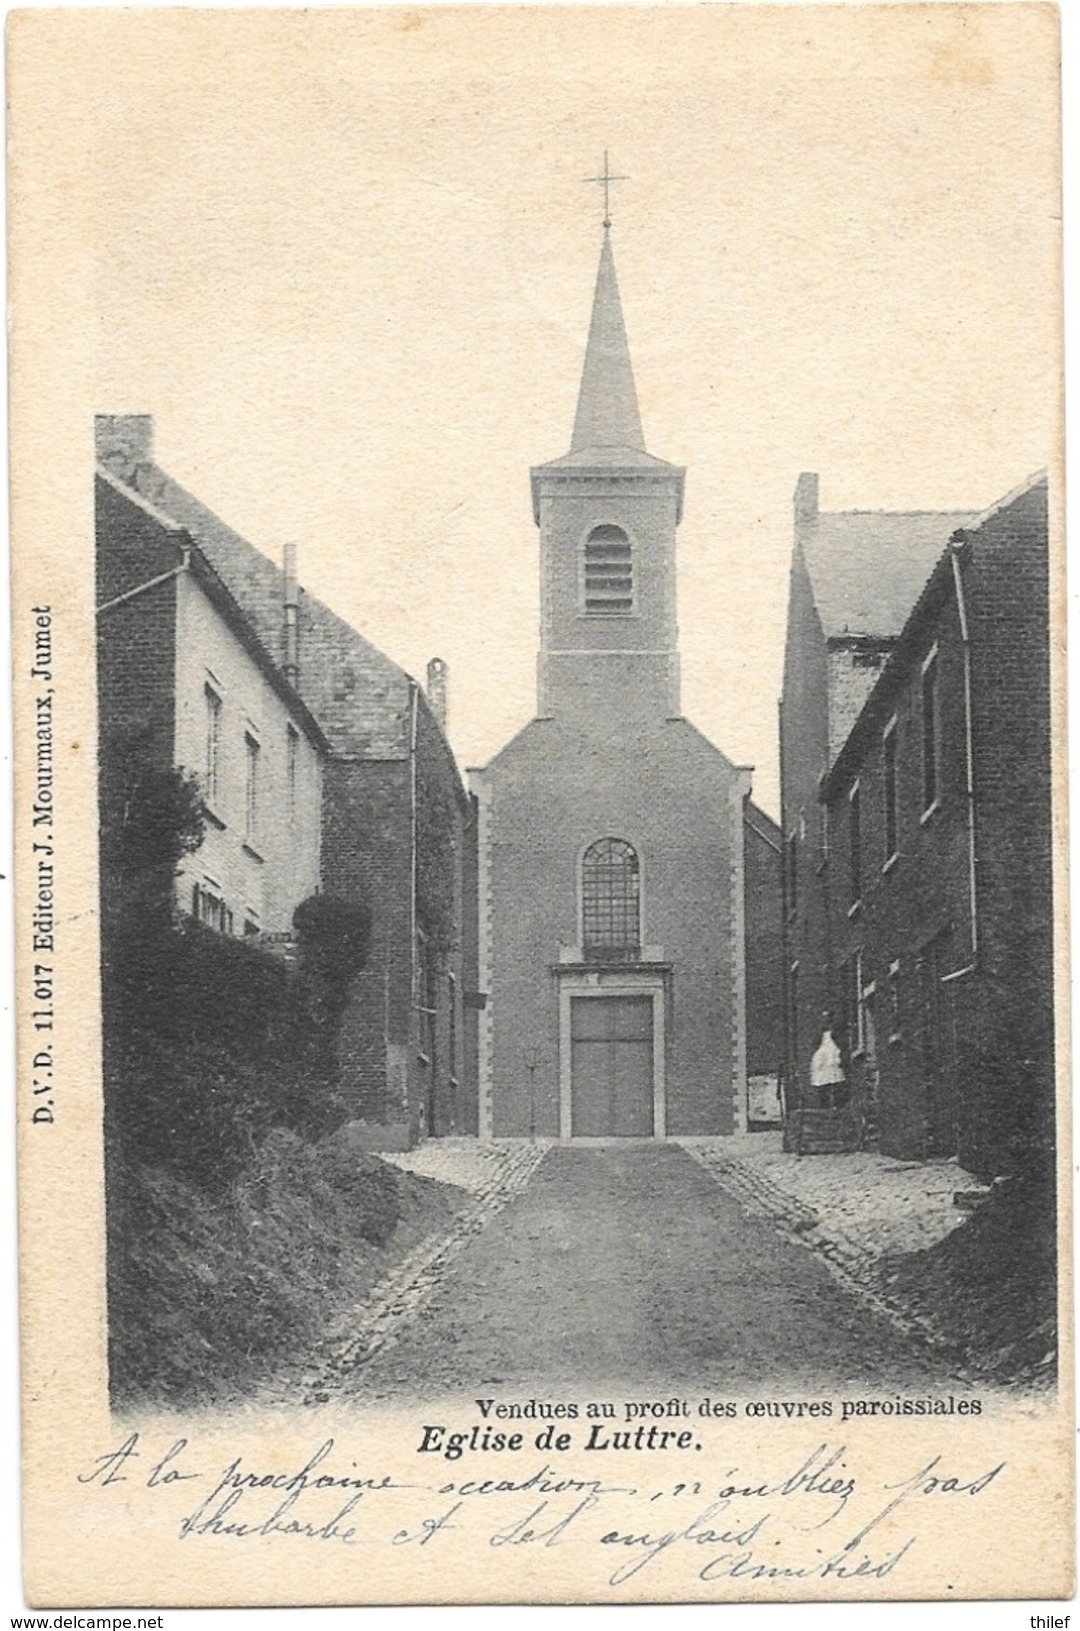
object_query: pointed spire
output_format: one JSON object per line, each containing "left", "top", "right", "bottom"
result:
{"left": 570, "top": 232, "right": 646, "bottom": 455}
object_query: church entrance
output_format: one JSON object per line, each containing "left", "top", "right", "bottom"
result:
{"left": 556, "top": 974, "right": 666, "bottom": 1139}
{"left": 570, "top": 995, "right": 654, "bottom": 1136}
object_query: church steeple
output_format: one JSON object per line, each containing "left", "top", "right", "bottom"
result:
{"left": 530, "top": 223, "right": 686, "bottom": 724}
{"left": 570, "top": 232, "right": 646, "bottom": 456}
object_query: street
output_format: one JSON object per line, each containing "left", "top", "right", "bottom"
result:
{"left": 316, "top": 1143, "right": 956, "bottom": 1404}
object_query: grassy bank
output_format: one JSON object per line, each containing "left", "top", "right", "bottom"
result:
{"left": 107, "top": 1125, "right": 469, "bottom": 1410}
{"left": 878, "top": 1175, "right": 1057, "bottom": 1386}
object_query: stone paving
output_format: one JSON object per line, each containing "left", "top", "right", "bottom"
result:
{"left": 296, "top": 1139, "right": 549, "bottom": 1401}
{"left": 679, "top": 1132, "right": 973, "bottom": 1353}
{"left": 278, "top": 1135, "right": 978, "bottom": 1401}
{"left": 378, "top": 1136, "right": 553, "bottom": 1194}
{"left": 682, "top": 1131, "right": 971, "bottom": 1255}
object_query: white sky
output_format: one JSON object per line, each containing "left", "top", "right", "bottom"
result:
{"left": 90, "top": 5, "right": 1061, "bottom": 816}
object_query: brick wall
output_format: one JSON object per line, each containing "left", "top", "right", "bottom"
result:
{"left": 96, "top": 476, "right": 180, "bottom": 780}
{"left": 824, "top": 583, "right": 971, "bottom": 1161}
{"left": 460, "top": 792, "right": 481, "bottom": 1134}
{"left": 321, "top": 700, "right": 472, "bottom": 1138}
{"left": 96, "top": 584, "right": 178, "bottom": 778}
{"left": 964, "top": 478, "right": 1054, "bottom": 1173}
{"left": 827, "top": 641, "right": 894, "bottom": 763}
{"left": 778, "top": 546, "right": 830, "bottom": 1111}
{"left": 322, "top": 758, "right": 413, "bottom": 1122}
{"left": 782, "top": 561, "right": 909, "bottom": 1119}
{"left": 820, "top": 477, "right": 1052, "bottom": 1176}
{"left": 413, "top": 693, "right": 470, "bottom": 1136}
{"left": 96, "top": 472, "right": 181, "bottom": 608}
{"left": 744, "top": 806, "right": 783, "bottom": 1078}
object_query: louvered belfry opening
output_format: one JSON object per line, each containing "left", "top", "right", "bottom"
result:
{"left": 582, "top": 837, "right": 641, "bottom": 961}
{"left": 584, "top": 524, "right": 633, "bottom": 616}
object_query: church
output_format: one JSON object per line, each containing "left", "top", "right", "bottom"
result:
{"left": 469, "top": 226, "right": 780, "bottom": 1139}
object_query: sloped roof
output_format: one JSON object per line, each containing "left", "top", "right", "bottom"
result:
{"left": 538, "top": 233, "right": 680, "bottom": 476}
{"left": 820, "top": 471, "right": 1048, "bottom": 799}
{"left": 539, "top": 444, "right": 677, "bottom": 471}
{"left": 96, "top": 465, "right": 329, "bottom": 753}
{"left": 744, "top": 799, "right": 780, "bottom": 849}
{"left": 531, "top": 232, "right": 684, "bottom": 523}
{"left": 803, "top": 509, "right": 977, "bottom": 640}
{"left": 475, "top": 711, "right": 743, "bottom": 781}
{"left": 571, "top": 230, "right": 645, "bottom": 457}
{"left": 125, "top": 463, "right": 414, "bottom": 759}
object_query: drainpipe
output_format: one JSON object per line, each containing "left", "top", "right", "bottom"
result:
{"left": 778, "top": 693, "right": 801, "bottom": 1145}
{"left": 950, "top": 538, "right": 979, "bottom": 971}
{"left": 282, "top": 542, "right": 300, "bottom": 689}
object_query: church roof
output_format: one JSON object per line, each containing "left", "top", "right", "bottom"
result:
{"left": 532, "top": 232, "right": 684, "bottom": 516}
{"left": 475, "top": 711, "right": 743, "bottom": 779}
{"left": 570, "top": 230, "right": 646, "bottom": 457}
{"left": 540, "top": 232, "right": 680, "bottom": 474}
{"left": 802, "top": 508, "right": 978, "bottom": 640}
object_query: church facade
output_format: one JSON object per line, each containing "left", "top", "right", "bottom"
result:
{"left": 470, "top": 232, "right": 775, "bottom": 1139}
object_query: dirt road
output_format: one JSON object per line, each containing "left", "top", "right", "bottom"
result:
{"left": 323, "top": 1144, "right": 955, "bottom": 1404}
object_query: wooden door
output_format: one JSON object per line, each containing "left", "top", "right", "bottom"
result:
{"left": 570, "top": 995, "right": 654, "bottom": 1137}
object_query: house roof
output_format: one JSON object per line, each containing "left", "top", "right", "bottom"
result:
{"left": 819, "top": 471, "right": 1048, "bottom": 800}
{"left": 802, "top": 508, "right": 978, "bottom": 641}
{"left": 96, "top": 466, "right": 329, "bottom": 754}
{"left": 744, "top": 799, "right": 781, "bottom": 850}
{"left": 121, "top": 463, "right": 416, "bottom": 760}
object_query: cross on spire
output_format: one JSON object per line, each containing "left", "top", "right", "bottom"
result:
{"left": 584, "top": 150, "right": 628, "bottom": 230}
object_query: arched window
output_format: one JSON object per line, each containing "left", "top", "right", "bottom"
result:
{"left": 583, "top": 524, "right": 633, "bottom": 616}
{"left": 581, "top": 838, "right": 641, "bottom": 958}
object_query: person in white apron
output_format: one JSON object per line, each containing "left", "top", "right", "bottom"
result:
{"left": 809, "top": 1023, "right": 846, "bottom": 1111}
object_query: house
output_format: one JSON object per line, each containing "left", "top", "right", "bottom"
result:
{"left": 778, "top": 471, "right": 978, "bottom": 1145}
{"left": 95, "top": 416, "right": 473, "bottom": 1145}
{"left": 469, "top": 229, "right": 781, "bottom": 1138}
{"left": 96, "top": 462, "right": 326, "bottom": 942}
{"left": 818, "top": 473, "right": 1052, "bottom": 1178}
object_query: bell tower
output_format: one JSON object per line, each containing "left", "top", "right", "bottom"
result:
{"left": 530, "top": 227, "right": 686, "bottom": 725}
{"left": 473, "top": 172, "right": 758, "bottom": 1145}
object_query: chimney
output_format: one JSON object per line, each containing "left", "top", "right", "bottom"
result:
{"left": 794, "top": 471, "right": 819, "bottom": 528}
{"left": 426, "top": 657, "right": 448, "bottom": 734}
{"left": 283, "top": 543, "right": 299, "bottom": 689}
{"left": 95, "top": 414, "right": 154, "bottom": 475}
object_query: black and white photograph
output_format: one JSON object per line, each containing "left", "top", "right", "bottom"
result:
{"left": 10, "top": 1, "right": 1071, "bottom": 1609}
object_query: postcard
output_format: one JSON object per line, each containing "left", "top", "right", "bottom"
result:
{"left": 9, "top": 2, "right": 1072, "bottom": 1608}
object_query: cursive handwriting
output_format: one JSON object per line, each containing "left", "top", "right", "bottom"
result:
{"left": 74, "top": 1433, "right": 1006, "bottom": 1585}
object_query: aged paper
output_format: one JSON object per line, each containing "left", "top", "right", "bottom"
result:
{"left": 9, "top": 2, "right": 1072, "bottom": 1611}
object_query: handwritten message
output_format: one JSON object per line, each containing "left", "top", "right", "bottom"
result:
{"left": 78, "top": 1418, "right": 1004, "bottom": 1591}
